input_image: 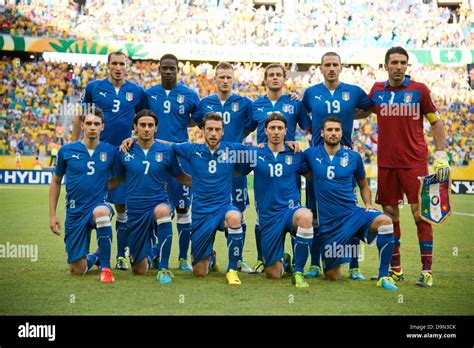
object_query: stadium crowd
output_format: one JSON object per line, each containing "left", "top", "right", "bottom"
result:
{"left": 1, "top": 0, "right": 472, "bottom": 48}
{"left": 1, "top": 56, "right": 472, "bottom": 166}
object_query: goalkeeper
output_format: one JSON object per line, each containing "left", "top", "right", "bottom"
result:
{"left": 366, "top": 46, "right": 450, "bottom": 288}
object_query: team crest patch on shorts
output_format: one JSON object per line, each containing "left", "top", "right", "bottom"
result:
{"left": 342, "top": 92, "right": 350, "bottom": 101}
{"left": 418, "top": 174, "right": 452, "bottom": 225}
{"left": 340, "top": 152, "right": 349, "bottom": 167}
{"left": 155, "top": 153, "right": 163, "bottom": 162}
{"left": 100, "top": 152, "right": 107, "bottom": 162}
{"left": 126, "top": 92, "right": 133, "bottom": 101}
{"left": 177, "top": 94, "right": 185, "bottom": 103}
{"left": 285, "top": 155, "right": 293, "bottom": 165}
{"left": 231, "top": 102, "right": 239, "bottom": 112}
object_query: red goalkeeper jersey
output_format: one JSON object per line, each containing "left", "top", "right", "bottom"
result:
{"left": 369, "top": 76, "right": 437, "bottom": 168}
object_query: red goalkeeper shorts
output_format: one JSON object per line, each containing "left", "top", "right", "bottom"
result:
{"left": 376, "top": 167, "right": 428, "bottom": 206}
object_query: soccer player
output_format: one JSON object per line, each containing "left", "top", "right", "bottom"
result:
{"left": 49, "top": 108, "right": 117, "bottom": 283}
{"left": 303, "top": 117, "right": 398, "bottom": 290}
{"left": 302, "top": 52, "right": 374, "bottom": 280}
{"left": 73, "top": 51, "right": 147, "bottom": 272}
{"left": 146, "top": 54, "right": 201, "bottom": 271}
{"left": 249, "top": 63, "right": 311, "bottom": 273}
{"left": 238, "top": 113, "right": 314, "bottom": 288}
{"left": 171, "top": 113, "right": 246, "bottom": 285}
{"left": 197, "top": 62, "right": 254, "bottom": 273}
{"left": 368, "top": 47, "right": 450, "bottom": 287}
{"left": 110, "top": 110, "right": 191, "bottom": 282}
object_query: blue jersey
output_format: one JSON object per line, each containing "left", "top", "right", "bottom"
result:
{"left": 239, "top": 145, "right": 308, "bottom": 224}
{"left": 303, "top": 145, "right": 366, "bottom": 233}
{"left": 54, "top": 141, "right": 118, "bottom": 216}
{"left": 81, "top": 79, "right": 147, "bottom": 146}
{"left": 172, "top": 141, "right": 247, "bottom": 218}
{"left": 113, "top": 142, "right": 183, "bottom": 211}
{"left": 146, "top": 83, "right": 201, "bottom": 142}
{"left": 250, "top": 95, "right": 311, "bottom": 144}
{"left": 197, "top": 94, "right": 253, "bottom": 143}
{"left": 302, "top": 82, "right": 373, "bottom": 147}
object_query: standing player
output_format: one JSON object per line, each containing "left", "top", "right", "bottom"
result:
{"left": 249, "top": 63, "right": 312, "bottom": 273}
{"left": 303, "top": 117, "right": 398, "bottom": 290}
{"left": 73, "top": 51, "right": 147, "bottom": 272}
{"left": 172, "top": 113, "right": 246, "bottom": 285}
{"left": 302, "top": 52, "right": 374, "bottom": 280}
{"left": 111, "top": 110, "right": 191, "bottom": 282}
{"left": 368, "top": 47, "right": 450, "bottom": 287}
{"left": 146, "top": 54, "right": 201, "bottom": 271}
{"left": 197, "top": 62, "right": 254, "bottom": 273}
{"left": 239, "top": 113, "right": 314, "bottom": 288}
{"left": 49, "top": 108, "right": 117, "bottom": 283}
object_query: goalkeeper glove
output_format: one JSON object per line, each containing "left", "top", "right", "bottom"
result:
{"left": 433, "top": 151, "right": 450, "bottom": 182}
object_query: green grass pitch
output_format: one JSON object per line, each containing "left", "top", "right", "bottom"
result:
{"left": 0, "top": 185, "right": 473, "bottom": 315}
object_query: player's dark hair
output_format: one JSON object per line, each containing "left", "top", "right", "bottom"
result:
{"left": 107, "top": 51, "right": 128, "bottom": 64}
{"left": 215, "top": 62, "right": 233, "bottom": 74}
{"left": 202, "top": 112, "right": 224, "bottom": 128}
{"left": 81, "top": 107, "right": 104, "bottom": 124}
{"left": 265, "top": 112, "right": 287, "bottom": 129}
{"left": 385, "top": 46, "right": 409, "bottom": 64}
{"left": 159, "top": 54, "right": 179, "bottom": 66}
{"left": 322, "top": 116, "right": 342, "bottom": 130}
{"left": 264, "top": 63, "right": 286, "bottom": 79}
{"left": 134, "top": 109, "right": 158, "bottom": 126}
{"left": 321, "top": 52, "right": 341, "bottom": 64}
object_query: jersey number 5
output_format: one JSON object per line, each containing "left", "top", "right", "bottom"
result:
{"left": 87, "top": 161, "right": 95, "bottom": 175}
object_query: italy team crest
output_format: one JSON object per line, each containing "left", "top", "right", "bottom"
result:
{"left": 126, "top": 92, "right": 133, "bottom": 101}
{"left": 285, "top": 155, "right": 293, "bottom": 165}
{"left": 100, "top": 152, "right": 107, "bottom": 162}
{"left": 282, "top": 104, "right": 294, "bottom": 114}
{"left": 404, "top": 93, "right": 413, "bottom": 103}
{"left": 418, "top": 174, "right": 452, "bottom": 225}
{"left": 155, "top": 153, "right": 163, "bottom": 162}
{"left": 342, "top": 92, "right": 350, "bottom": 101}
{"left": 340, "top": 152, "right": 349, "bottom": 167}
{"left": 177, "top": 95, "right": 185, "bottom": 104}
{"left": 231, "top": 102, "right": 239, "bottom": 112}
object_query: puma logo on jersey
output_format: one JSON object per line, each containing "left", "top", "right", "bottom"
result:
{"left": 257, "top": 107, "right": 264, "bottom": 112}
{"left": 258, "top": 156, "right": 265, "bottom": 162}
{"left": 314, "top": 95, "right": 322, "bottom": 100}
{"left": 195, "top": 152, "right": 202, "bottom": 158}
{"left": 315, "top": 157, "right": 322, "bottom": 164}
{"left": 378, "top": 95, "right": 384, "bottom": 101}
{"left": 71, "top": 154, "right": 80, "bottom": 160}
{"left": 206, "top": 105, "right": 213, "bottom": 110}
{"left": 124, "top": 153, "right": 135, "bottom": 162}
{"left": 99, "top": 91, "right": 107, "bottom": 98}
{"left": 151, "top": 95, "right": 158, "bottom": 101}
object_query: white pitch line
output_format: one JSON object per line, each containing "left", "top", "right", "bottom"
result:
{"left": 454, "top": 212, "right": 474, "bottom": 217}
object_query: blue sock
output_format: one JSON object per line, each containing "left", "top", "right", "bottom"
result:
{"left": 377, "top": 224, "right": 395, "bottom": 278}
{"left": 116, "top": 212, "right": 128, "bottom": 258}
{"left": 310, "top": 228, "right": 322, "bottom": 267}
{"left": 227, "top": 227, "right": 243, "bottom": 271}
{"left": 156, "top": 217, "right": 173, "bottom": 270}
{"left": 177, "top": 221, "right": 191, "bottom": 260}
{"left": 293, "top": 227, "right": 313, "bottom": 273}
{"left": 208, "top": 252, "right": 215, "bottom": 271}
{"left": 255, "top": 224, "right": 263, "bottom": 261}
{"left": 96, "top": 216, "right": 113, "bottom": 270}
{"left": 85, "top": 252, "right": 99, "bottom": 272}
{"left": 349, "top": 238, "right": 360, "bottom": 268}
{"left": 290, "top": 235, "right": 296, "bottom": 267}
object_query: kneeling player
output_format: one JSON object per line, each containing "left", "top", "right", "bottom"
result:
{"left": 49, "top": 108, "right": 117, "bottom": 283}
{"left": 111, "top": 110, "right": 191, "bottom": 283}
{"left": 303, "top": 117, "right": 398, "bottom": 290}
{"left": 239, "top": 113, "right": 313, "bottom": 288}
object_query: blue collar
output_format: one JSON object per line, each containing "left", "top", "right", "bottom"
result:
{"left": 384, "top": 75, "right": 411, "bottom": 88}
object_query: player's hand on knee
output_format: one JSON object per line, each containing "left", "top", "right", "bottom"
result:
{"left": 433, "top": 151, "right": 451, "bottom": 182}
{"left": 120, "top": 137, "right": 135, "bottom": 153}
{"left": 49, "top": 215, "right": 61, "bottom": 235}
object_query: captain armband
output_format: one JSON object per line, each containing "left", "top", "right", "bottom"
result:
{"left": 425, "top": 111, "right": 441, "bottom": 124}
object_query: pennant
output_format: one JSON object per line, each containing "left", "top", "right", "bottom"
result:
{"left": 418, "top": 174, "right": 452, "bottom": 225}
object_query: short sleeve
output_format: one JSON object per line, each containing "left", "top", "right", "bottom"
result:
{"left": 172, "top": 142, "right": 193, "bottom": 161}
{"left": 167, "top": 150, "right": 184, "bottom": 177}
{"left": 354, "top": 153, "right": 366, "bottom": 181}
{"left": 190, "top": 91, "right": 202, "bottom": 121}
{"left": 302, "top": 88, "right": 312, "bottom": 113}
{"left": 53, "top": 147, "right": 66, "bottom": 176}
{"left": 296, "top": 101, "right": 311, "bottom": 130}
{"left": 297, "top": 152, "right": 310, "bottom": 175}
{"left": 356, "top": 86, "right": 374, "bottom": 110}
{"left": 112, "top": 152, "right": 125, "bottom": 179}
{"left": 419, "top": 83, "right": 437, "bottom": 115}
{"left": 244, "top": 98, "right": 256, "bottom": 132}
